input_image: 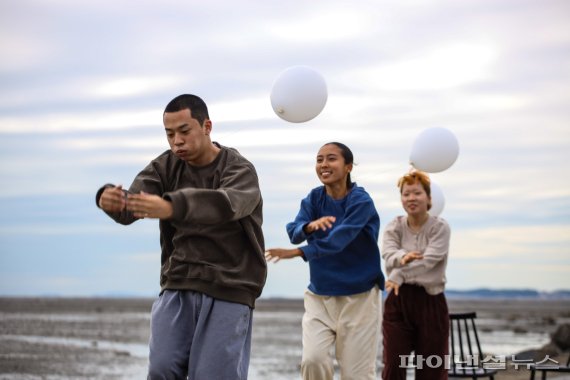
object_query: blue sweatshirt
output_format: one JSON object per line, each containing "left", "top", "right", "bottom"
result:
{"left": 287, "top": 184, "right": 385, "bottom": 296}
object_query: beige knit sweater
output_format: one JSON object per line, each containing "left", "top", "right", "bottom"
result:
{"left": 382, "top": 215, "right": 450, "bottom": 295}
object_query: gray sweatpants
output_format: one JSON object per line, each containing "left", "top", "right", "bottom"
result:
{"left": 147, "top": 290, "right": 253, "bottom": 380}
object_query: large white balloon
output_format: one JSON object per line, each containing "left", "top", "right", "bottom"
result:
{"left": 429, "top": 181, "right": 445, "bottom": 216}
{"left": 270, "top": 65, "right": 328, "bottom": 123}
{"left": 410, "top": 127, "right": 459, "bottom": 173}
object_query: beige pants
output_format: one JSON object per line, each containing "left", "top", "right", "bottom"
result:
{"left": 301, "top": 286, "right": 381, "bottom": 380}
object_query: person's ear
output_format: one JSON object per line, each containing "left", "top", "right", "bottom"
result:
{"left": 203, "top": 119, "right": 212, "bottom": 136}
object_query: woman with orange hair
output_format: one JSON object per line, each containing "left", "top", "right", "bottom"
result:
{"left": 381, "top": 170, "right": 451, "bottom": 380}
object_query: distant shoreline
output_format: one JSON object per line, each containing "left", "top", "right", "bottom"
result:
{"left": 3, "top": 295, "right": 567, "bottom": 312}
{"left": 1, "top": 288, "right": 569, "bottom": 302}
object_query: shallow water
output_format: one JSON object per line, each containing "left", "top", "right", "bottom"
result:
{"left": 1, "top": 297, "right": 568, "bottom": 379}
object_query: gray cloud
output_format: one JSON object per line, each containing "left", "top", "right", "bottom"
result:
{"left": 0, "top": 0, "right": 569, "bottom": 296}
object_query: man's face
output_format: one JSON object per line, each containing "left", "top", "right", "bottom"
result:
{"left": 163, "top": 108, "right": 211, "bottom": 164}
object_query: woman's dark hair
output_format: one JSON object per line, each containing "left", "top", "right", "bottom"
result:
{"left": 164, "top": 94, "right": 210, "bottom": 126}
{"left": 324, "top": 142, "right": 354, "bottom": 189}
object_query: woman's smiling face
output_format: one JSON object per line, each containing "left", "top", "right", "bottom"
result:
{"left": 315, "top": 144, "right": 352, "bottom": 187}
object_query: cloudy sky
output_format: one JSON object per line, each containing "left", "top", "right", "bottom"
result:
{"left": 1, "top": 0, "right": 568, "bottom": 298}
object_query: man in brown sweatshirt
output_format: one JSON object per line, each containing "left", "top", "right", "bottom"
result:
{"left": 96, "top": 94, "right": 266, "bottom": 379}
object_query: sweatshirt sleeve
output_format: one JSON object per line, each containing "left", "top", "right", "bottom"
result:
{"left": 381, "top": 217, "right": 408, "bottom": 271}
{"left": 389, "top": 219, "right": 450, "bottom": 285}
{"left": 286, "top": 195, "right": 315, "bottom": 245}
{"left": 300, "top": 193, "right": 376, "bottom": 261}
{"left": 164, "top": 158, "right": 261, "bottom": 225}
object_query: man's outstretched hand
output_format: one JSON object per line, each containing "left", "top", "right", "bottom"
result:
{"left": 99, "top": 185, "right": 126, "bottom": 213}
{"left": 127, "top": 192, "right": 173, "bottom": 220}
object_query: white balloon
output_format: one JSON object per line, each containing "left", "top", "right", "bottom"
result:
{"left": 429, "top": 181, "right": 445, "bottom": 216}
{"left": 410, "top": 127, "right": 459, "bottom": 173}
{"left": 270, "top": 65, "right": 328, "bottom": 123}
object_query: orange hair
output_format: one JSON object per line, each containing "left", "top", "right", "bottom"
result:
{"left": 397, "top": 170, "right": 432, "bottom": 209}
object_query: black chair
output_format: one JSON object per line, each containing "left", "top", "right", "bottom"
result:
{"left": 529, "top": 354, "right": 570, "bottom": 380}
{"left": 449, "top": 312, "right": 498, "bottom": 379}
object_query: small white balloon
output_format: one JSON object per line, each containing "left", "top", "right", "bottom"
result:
{"left": 410, "top": 127, "right": 459, "bottom": 173}
{"left": 429, "top": 182, "right": 445, "bottom": 216}
{"left": 270, "top": 65, "right": 328, "bottom": 123}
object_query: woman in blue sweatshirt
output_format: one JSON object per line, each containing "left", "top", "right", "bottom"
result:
{"left": 266, "top": 142, "right": 385, "bottom": 380}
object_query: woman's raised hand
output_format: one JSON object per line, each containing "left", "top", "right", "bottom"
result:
{"left": 304, "top": 216, "right": 336, "bottom": 234}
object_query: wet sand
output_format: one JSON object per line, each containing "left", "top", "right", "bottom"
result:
{"left": 1, "top": 297, "right": 569, "bottom": 379}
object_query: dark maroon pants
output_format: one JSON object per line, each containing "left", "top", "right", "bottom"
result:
{"left": 382, "top": 284, "right": 449, "bottom": 380}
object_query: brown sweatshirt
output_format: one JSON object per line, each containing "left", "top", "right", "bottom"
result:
{"left": 96, "top": 144, "right": 267, "bottom": 308}
{"left": 382, "top": 215, "right": 450, "bottom": 295}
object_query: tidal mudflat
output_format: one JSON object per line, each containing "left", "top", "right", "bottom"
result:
{"left": 1, "top": 297, "right": 569, "bottom": 379}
